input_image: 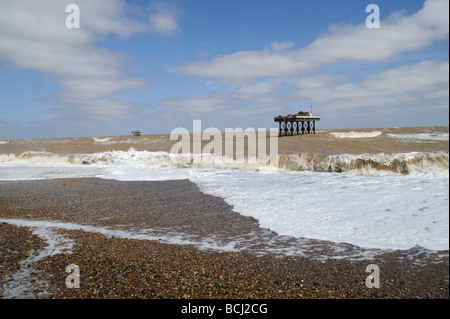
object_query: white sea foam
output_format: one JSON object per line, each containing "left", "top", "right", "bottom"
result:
{"left": 0, "top": 217, "right": 409, "bottom": 263}
{"left": 0, "top": 149, "right": 448, "bottom": 253}
{"left": 330, "top": 131, "right": 382, "bottom": 138}
{"left": 92, "top": 137, "right": 112, "bottom": 143}
{"left": 0, "top": 149, "right": 448, "bottom": 176}
{"left": 0, "top": 218, "right": 239, "bottom": 253}
{"left": 85, "top": 163, "right": 450, "bottom": 251}
{"left": 0, "top": 140, "right": 9, "bottom": 144}
{"left": 387, "top": 132, "right": 449, "bottom": 141}
{"left": 1, "top": 220, "right": 74, "bottom": 299}
{"left": 278, "top": 151, "right": 449, "bottom": 176}
{"left": 100, "top": 138, "right": 168, "bottom": 145}
{"left": 0, "top": 151, "right": 72, "bottom": 165}
{"left": 191, "top": 170, "right": 449, "bottom": 251}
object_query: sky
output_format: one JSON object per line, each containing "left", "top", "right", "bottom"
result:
{"left": 0, "top": 0, "right": 448, "bottom": 140}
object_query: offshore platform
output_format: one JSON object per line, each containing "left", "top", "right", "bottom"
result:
{"left": 274, "top": 110, "right": 320, "bottom": 137}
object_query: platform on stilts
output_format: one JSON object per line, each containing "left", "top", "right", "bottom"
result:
{"left": 274, "top": 111, "right": 320, "bottom": 136}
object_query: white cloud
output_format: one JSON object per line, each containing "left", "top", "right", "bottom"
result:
{"left": 76, "top": 1, "right": 148, "bottom": 38}
{"left": 158, "top": 59, "right": 448, "bottom": 125}
{"left": 162, "top": 0, "right": 448, "bottom": 127}
{"left": 270, "top": 41, "right": 294, "bottom": 52}
{"left": 157, "top": 84, "right": 294, "bottom": 119}
{"left": 233, "top": 83, "right": 278, "bottom": 95}
{"left": 223, "top": 104, "right": 284, "bottom": 118}
{"left": 0, "top": 0, "right": 148, "bottom": 118}
{"left": 157, "top": 94, "right": 228, "bottom": 115}
{"left": 295, "top": 60, "right": 449, "bottom": 112}
{"left": 149, "top": 2, "right": 179, "bottom": 36}
{"left": 171, "top": 0, "right": 449, "bottom": 81}
{"left": 288, "top": 75, "right": 347, "bottom": 89}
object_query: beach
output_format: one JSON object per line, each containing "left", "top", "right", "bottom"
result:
{"left": 1, "top": 178, "right": 448, "bottom": 299}
{"left": 0, "top": 126, "right": 448, "bottom": 299}
{"left": 1, "top": 0, "right": 448, "bottom": 306}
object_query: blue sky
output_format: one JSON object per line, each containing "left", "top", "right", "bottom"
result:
{"left": 0, "top": 0, "right": 448, "bottom": 139}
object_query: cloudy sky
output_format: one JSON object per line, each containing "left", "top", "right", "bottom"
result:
{"left": 0, "top": 0, "right": 448, "bottom": 139}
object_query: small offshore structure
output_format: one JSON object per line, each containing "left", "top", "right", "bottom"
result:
{"left": 131, "top": 130, "right": 142, "bottom": 136}
{"left": 274, "top": 110, "right": 320, "bottom": 136}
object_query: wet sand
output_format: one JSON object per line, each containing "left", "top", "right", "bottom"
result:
{"left": 0, "top": 178, "right": 448, "bottom": 299}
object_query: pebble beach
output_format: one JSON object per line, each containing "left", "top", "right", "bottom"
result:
{"left": 0, "top": 178, "right": 448, "bottom": 299}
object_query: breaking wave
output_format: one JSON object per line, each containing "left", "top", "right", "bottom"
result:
{"left": 0, "top": 149, "right": 448, "bottom": 176}
{"left": 92, "top": 137, "right": 112, "bottom": 143}
{"left": 277, "top": 152, "right": 449, "bottom": 175}
{"left": 329, "top": 131, "right": 382, "bottom": 138}
{"left": 91, "top": 137, "right": 168, "bottom": 145}
{"left": 0, "top": 151, "right": 72, "bottom": 164}
{"left": 387, "top": 132, "right": 450, "bottom": 141}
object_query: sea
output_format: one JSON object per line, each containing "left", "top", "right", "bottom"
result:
{"left": 0, "top": 126, "right": 448, "bottom": 261}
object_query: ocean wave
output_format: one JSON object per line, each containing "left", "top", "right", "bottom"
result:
{"left": 0, "top": 140, "right": 10, "bottom": 144}
{"left": 1, "top": 149, "right": 448, "bottom": 176}
{"left": 277, "top": 152, "right": 449, "bottom": 175}
{"left": 387, "top": 132, "right": 449, "bottom": 141}
{"left": 0, "top": 151, "right": 72, "bottom": 164}
{"left": 92, "top": 137, "right": 112, "bottom": 143}
{"left": 329, "top": 131, "right": 382, "bottom": 138}
{"left": 91, "top": 137, "right": 168, "bottom": 145}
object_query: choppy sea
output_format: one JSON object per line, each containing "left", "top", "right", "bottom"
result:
{"left": 1, "top": 126, "right": 448, "bottom": 254}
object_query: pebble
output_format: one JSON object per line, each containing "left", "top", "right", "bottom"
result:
{"left": 0, "top": 178, "right": 448, "bottom": 299}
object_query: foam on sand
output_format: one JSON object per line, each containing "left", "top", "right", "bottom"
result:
{"left": 1, "top": 221, "right": 74, "bottom": 299}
